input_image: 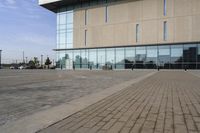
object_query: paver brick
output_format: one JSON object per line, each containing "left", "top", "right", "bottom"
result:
{"left": 38, "top": 71, "right": 200, "bottom": 133}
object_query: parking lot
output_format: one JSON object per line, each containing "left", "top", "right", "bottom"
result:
{"left": 0, "top": 69, "right": 152, "bottom": 127}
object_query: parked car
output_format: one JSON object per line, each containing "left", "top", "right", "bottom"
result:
{"left": 18, "top": 66, "right": 24, "bottom": 69}
{"left": 10, "top": 66, "right": 15, "bottom": 69}
{"left": 50, "top": 66, "right": 56, "bottom": 69}
{"left": 25, "top": 66, "right": 36, "bottom": 69}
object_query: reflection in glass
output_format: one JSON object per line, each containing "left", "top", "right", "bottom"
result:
{"left": 106, "top": 48, "right": 115, "bottom": 68}
{"left": 125, "top": 47, "right": 135, "bottom": 69}
{"left": 73, "top": 50, "right": 81, "bottom": 68}
{"left": 146, "top": 46, "right": 157, "bottom": 69}
{"left": 65, "top": 50, "right": 73, "bottom": 69}
{"left": 56, "top": 42, "right": 200, "bottom": 70}
{"left": 59, "top": 51, "right": 66, "bottom": 69}
{"left": 116, "top": 48, "right": 125, "bottom": 69}
{"left": 183, "top": 44, "right": 197, "bottom": 69}
{"left": 136, "top": 47, "right": 146, "bottom": 68}
{"left": 89, "top": 49, "right": 97, "bottom": 69}
{"left": 56, "top": 8, "right": 74, "bottom": 67}
{"left": 56, "top": 51, "right": 60, "bottom": 68}
{"left": 97, "top": 49, "right": 106, "bottom": 69}
{"left": 81, "top": 49, "right": 89, "bottom": 69}
{"left": 197, "top": 44, "right": 200, "bottom": 69}
{"left": 158, "top": 46, "right": 170, "bottom": 69}
{"left": 171, "top": 45, "right": 183, "bottom": 69}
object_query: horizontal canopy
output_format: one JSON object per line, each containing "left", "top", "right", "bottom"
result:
{"left": 39, "top": 0, "right": 91, "bottom": 12}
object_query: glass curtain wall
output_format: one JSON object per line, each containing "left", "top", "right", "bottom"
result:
{"left": 146, "top": 46, "right": 157, "bottom": 69}
{"left": 73, "top": 50, "right": 81, "bottom": 69}
{"left": 135, "top": 47, "right": 146, "bottom": 68}
{"left": 57, "top": 43, "right": 200, "bottom": 70}
{"left": 171, "top": 45, "right": 183, "bottom": 69}
{"left": 56, "top": 7, "right": 74, "bottom": 68}
{"left": 198, "top": 44, "right": 200, "bottom": 69}
{"left": 106, "top": 48, "right": 115, "bottom": 69}
{"left": 81, "top": 49, "right": 89, "bottom": 69}
{"left": 89, "top": 49, "right": 97, "bottom": 69}
{"left": 158, "top": 46, "right": 170, "bottom": 69}
{"left": 57, "top": 8, "right": 73, "bottom": 49}
{"left": 65, "top": 50, "right": 73, "bottom": 69}
{"left": 116, "top": 48, "right": 125, "bottom": 69}
{"left": 125, "top": 47, "right": 135, "bottom": 69}
{"left": 58, "top": 51, "right": 66, "bottom": 69}
{"left": 183, "top": 44, "right": 197, "bottom": 69}
{"left": 97, "top": 49, "right": 106, "bottom": 69}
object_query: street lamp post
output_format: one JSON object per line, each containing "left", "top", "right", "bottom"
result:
{"left": 41, "top": 55, "right": 43, "bottom": 68}
{"left": 25, "top": 57, "right": 28, "bottom": 64}
{"left": 0, "top": 50, "right": 2, "bottom": 69}
{"left": 23, "top": 51, "right": 25, "bottom": 64}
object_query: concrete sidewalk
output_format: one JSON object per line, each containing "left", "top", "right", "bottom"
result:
{"left": 38, "top": 71, "right": 200, "bottom": 133}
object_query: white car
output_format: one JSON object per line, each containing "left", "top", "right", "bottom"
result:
{"left": 18, "top": 66, "right": 24, "bottom": 70}
{"left": 10, "top": 66, "right": 15, "bottom": 69}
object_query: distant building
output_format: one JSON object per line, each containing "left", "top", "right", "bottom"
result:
{"left": 39, "top": 0, "right": 200, "bottom": 70}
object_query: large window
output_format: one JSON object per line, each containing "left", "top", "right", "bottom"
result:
{"left": 97, "top": 49, "right": 106, "bottom": 69}
{"left": 89, "top": 49, "right": 97, "bottom": 69}
{"left": 183, "top": 44, "right": 197, "bottom": 69}
{"left": 135, "top": 47, "right": 146, "bottom": 68}
{"left": 197, "top": 44, "right": 200, "bottom": 69}
{"left": 57, "top": 8, "right": 74, "bottom": 49}
{"left": 125, "top": 47, "right": 135, "bottom": 69}
{"left": 158, "top": 46, "right": 170, "bottom": 69}
{"left": 65, "top": 50, "right": 73, "bottom": 69}
{"left": 171, "top": 45, "right": 183, "bottom": 69}
{"left": 58, "top": 51, "right": 66, "bottom": 69}
{"left": 106, "top": 48, "right": 115, "bottom": 68}
{"left": 59, "top": 33, "right": 66, "bottom": 48}
{"left": 81, "top": 49, "right": 89, "bottom": 69}
{"left": 116, "top": 48, "right": 125, "bottom": 69}
{"left": 56, "top": 43, "right": 200, "bottom": 70}
{"left": 146, "top": 46, "right": 157, "bottom": 69}
{"left": 73, "top": 50, "right": 81, "bottom": 69}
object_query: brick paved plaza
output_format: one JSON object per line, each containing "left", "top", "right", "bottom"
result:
{"left": 38, "top": 71, "right": 200, "bottom": 133}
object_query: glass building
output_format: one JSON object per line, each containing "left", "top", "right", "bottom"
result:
{"left": 56, "top": 43, "right": 200, "bottom": 70}
{"left": 39, "top": 0, "right": 200, "bottom": 70}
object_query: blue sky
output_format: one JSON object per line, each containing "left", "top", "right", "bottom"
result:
{"left": 0, "top": 0, "right": 56, "bottom": 63}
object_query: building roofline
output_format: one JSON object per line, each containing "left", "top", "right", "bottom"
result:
{"left": 39, "top": 0, "right": 134, "bottom": 12}
{"left": 39, "top": 0, "right": 90, "bottom": 12}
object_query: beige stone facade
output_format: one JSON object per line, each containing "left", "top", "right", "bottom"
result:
{"left": 72, "top": 0, "right": 200, "bottom": 49}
